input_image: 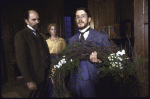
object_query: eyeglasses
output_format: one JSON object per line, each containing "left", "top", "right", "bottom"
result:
{"left": 75, "top": 14, "right": 87, "bottom": 20}
{"left": 50, "top": 28, "right": 56, "bottom": 31}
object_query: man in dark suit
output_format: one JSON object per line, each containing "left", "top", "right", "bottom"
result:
{"left": 14, "top": 10, "right": 50, "bottom": 98}
{"left": 69, "top": 7, "right": 110, "bottom": 97}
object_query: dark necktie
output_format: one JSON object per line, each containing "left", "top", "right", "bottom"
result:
{"left": 33, "top": 30, "right": 40, "bottom": 38}
{"left": 79, "top": 28, "right": 90, "bottom": 43}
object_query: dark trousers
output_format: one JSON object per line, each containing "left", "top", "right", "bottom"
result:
{"left": 70, "top": 72, "right": 96, "bottom": 98}
{"left": 48, "top": 78, "right": 53, "bottom": 97}
{"left": 75, "top": 79, "right": 96, "bottom": 97}
{"left": 28, "top": 69, "right": 49, "bottom": 98}
{"left": 48, "top": 54, "right": 58, "bottom": 97}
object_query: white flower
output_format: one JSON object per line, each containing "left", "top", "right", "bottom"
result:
{"left": 121, "top": 49, "right": 125, "bottom": 55}
{"left": 114, "top": 62, "right": 119, "bottom": 67}
{"left": 53, "top": 57, "right": 67, "bottom": 69}
{"left": 54, "top": 64, "right": 61, "bottom": 68}
{"left": 108, "top": 53, "right": 115, "bottom": 61}
{"left": 110, "top": 53, "right": 115, "bottom": 58}
{"left": 115, "top": 64, "right": 119, "bottom": 67}
{"left": 116, "top": 51, "right": 121, "bottom": 57}
{"left": 60, "top": 58, "right": 66, "bottom": 64}
{"left": 54, "top": 65, "right": 56, "bottom": 68}
{"left": 112, "top": 62, "right": 115, "bottom": 67}
{"left": 119, "top": 62, "right": 122, "bottom": 66}
{"left": 116, "top": 49, "right": 125, "bottom": 57}
{"left": 54, "top": 65, "right": 60, "bottom": 68}
{"left": 63, "top": 55, "right": 65, "bottom": 58}
{"left": 119, "top": 62, "right": 123, "bottom": 69}
{"left": 116, "top": 56, "right": 123, "bottom": 61}
{"left": 58, "top": 61, "right": 62, "bottom": 67}
{"left": 70, "top": 59, "right": 73, "bottom": 62}
{"left": 57, "top": 64, "right": 62, "bottom": 68}
{"left": 108, "top": 50, "right": 126, "bottom": 69}
{"left": 108, "top": 56, "right": 111, "bottom": 61}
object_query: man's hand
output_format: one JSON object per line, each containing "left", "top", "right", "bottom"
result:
{"left": 90, "top": 51, "right": 102, "bottom": 63}
{"left": 27, "top": 81, "right": 37, "bottom": 91}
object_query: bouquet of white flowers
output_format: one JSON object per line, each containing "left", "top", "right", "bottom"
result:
{"left": 108, "top": 49, "right": 126, "bottom": 69}
{"left": 53, "top": 56, "right": 73, "bottom": 69}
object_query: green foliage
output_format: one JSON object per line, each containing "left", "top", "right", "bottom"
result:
{"left": 50, "top": 40, "right": 148, "bottom": 97}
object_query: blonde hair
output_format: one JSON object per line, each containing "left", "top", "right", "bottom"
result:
{"left": 47, "top": 23, "right": 57, "bottom": 33}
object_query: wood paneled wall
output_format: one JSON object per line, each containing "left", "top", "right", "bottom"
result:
{"left": 88, "top": 0, "right": 134, "bottom": 27}
{"left": 134, "top": 0, "right": 148, "bottom": 97}
{"left": 88, "top": 0, "right": 134, "bottom": 39}
{"left": 88, "top": 0, "right": 116, "bottom": 29}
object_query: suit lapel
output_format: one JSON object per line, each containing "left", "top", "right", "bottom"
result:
{"left": 74, "top": 33, "right": 80, "bottom": 42}
{"left": 26, "top": 27, "right": 39, "bottom": 41}
{"left": 85, "top": 29, "right": 94, "bottom": 43}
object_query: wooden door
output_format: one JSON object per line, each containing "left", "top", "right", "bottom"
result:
{"left": 134, "top": 0, "right": 148, "bottom": 97}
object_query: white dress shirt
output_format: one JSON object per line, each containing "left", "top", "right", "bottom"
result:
{"left": 79, "top": 26, "right": 90, "bottom": 40}
{"left": 27, "top": 25, "right": 36, "bottom": 36}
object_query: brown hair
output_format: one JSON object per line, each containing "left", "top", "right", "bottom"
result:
{"left": 76, "top": 7, "right": 91, "bottom": 18}
{"left": 47, "top": 23, "right": 58, "bottom": 33}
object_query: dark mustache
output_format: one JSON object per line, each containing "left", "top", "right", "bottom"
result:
{"left": 35, "top": 24, "right": 40, "bottom": 27}
{"left": 77, "top": 21, "right": 84, "bottom": 24}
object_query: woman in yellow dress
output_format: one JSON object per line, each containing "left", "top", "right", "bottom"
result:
{"left": 46, "top": 23, "right": 66, "bottom": 54}
{"left": 46, "top": 23, "right": 66, "bottom": 97}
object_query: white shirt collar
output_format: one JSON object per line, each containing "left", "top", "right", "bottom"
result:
{"left": 27, "top": 25, "right": 35, "bottom": 31}
{"left": 79, "top": 26, "right": 90, "bottom": 33}
{"left": 79, "top": 26, "right": 90, "bottom": 40}
{"left": 27, "top": 25, "right": 36, "bottom": 35}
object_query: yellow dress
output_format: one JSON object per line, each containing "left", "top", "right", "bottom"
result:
{"left": 46, "top": 37, "right": 66, "bottom": 54}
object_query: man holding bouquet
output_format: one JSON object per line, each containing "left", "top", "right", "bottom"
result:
{"left": 68, "top": 7, "right": 110, "bottom": 97}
